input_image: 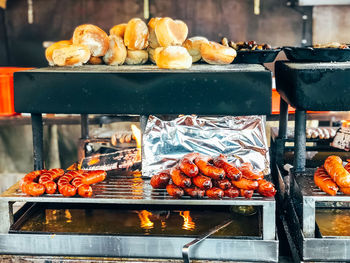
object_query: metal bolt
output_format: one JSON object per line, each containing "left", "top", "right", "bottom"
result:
{"left": 302, "top": 15, "right": 308, "bottom": 20}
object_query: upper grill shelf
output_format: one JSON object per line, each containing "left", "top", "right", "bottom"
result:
{"left": 13, "top": 64, "right": 272, "bottom": 115}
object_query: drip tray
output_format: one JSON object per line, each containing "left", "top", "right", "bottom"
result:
{"left": 10, "top": 203, "right": 261, "bottom": 238}
{"left": 316, "top": 208, "right": 350, "bottom": 238}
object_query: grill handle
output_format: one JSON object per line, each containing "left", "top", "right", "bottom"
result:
{"left": 182, "top": 219, "right": 233, "bottom": 263}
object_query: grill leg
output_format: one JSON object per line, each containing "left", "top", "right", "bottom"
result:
{"left": 31, "top": 113, "right": 44, "bottom": 170}
{"left": 0, "top": 202, "right": 13, "bottom": 233}
{"left": 78, "top": 114, "right": 89, "bottom": 162}
{"left": 276, "top": 98, "right": 289, "bottom": 167}
{"left": 294, "top": 110, "right": 306, "bottom": 172}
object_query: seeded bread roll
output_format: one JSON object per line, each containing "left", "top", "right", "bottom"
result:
{"left": 52, "top": 44, "right": 91, "bottom": 66}
{"left": 201, "top": 41, "right": 237, "bottom": 64}
{"left": 125, "top": 50, "right": 148, "bottom": 65}
{"left": 103, "top": 35, "right": 127, "bottom": 65}
{"left": 155, "top": 17, "right": 188, "bottom": 47}
{"left": 72, "top": 24, "right": 109, "bottom": 57}
{"left": 45, "top": 40, "right": 72, "bottom": 66}
{"left": 183, "top": 36, "right": 209, "bottom": 63}
{"left": 155, "top": 46, "right": 192, "bottom": 69}
{"left": 148, "top": 17, "right": 161, "bottom": 48}
{"left": 124, "top": 18, "right": 149, "bottom": 50}
{"left": 110, "top": 23, "right": 127, "bottom": 38}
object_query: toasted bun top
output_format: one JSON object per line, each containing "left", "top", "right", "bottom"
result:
{"left": 155, "top": 17, "right": 188, "bottom": 47}
{"left": 110, "top": 23, "right": 127, "bottom": 38}
{"left": 124, "top": 18, "right": 149, "bottom": 50}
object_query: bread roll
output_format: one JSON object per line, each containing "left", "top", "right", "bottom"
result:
{"left": 201, "top": 41, "right": 237, "bottom": 64}
{"left": 155, "top": 46, "right": 192, "bottom": 69}
{"left": 125, "top": 50, "right": 148, "bottom": 65}
{"left": 88, "top": 56, "right": 103, "bottom": 65}
{"left": 148, "top": 17, "right": 161, "bottom": 48}
{"left": 52, "top": 44, "right": 91, "bottom": 66}
{"left": 72, "top": 24, "right": 109, "bottom": 57}
{"left": 155, "top": 17, "right": 188, "bottom": 47}
{"left": 110, "top": 23, "right": 127, "bottom": 38}
{"left": 103, "top": 35, "right": 127, "bottom": 65}
{"left": 124, "top": 18, "right": 149, "bottom": 50}
{"left": 45, "top": 40, "right": 72, "bottom": 66}
{"left": 147, "top": 47, "right": 156, "bottom": 63}
{"left": 183, "top": 37, "right": 209, "bottom": 63}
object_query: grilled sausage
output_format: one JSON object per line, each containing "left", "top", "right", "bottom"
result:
{"left": 324, "top": 155, "right": 350, "bottom": 188}
{"left": 340, "top": 187, "right": 350, "bottom": 195}
{"left": 38, "top": 169, "right": 64, "bottom": 194}
{"left": 213, "top": 154, "right": 242, "bottom": 180}
{"left": 192, "top": 174, "right": 212, "bottom": 189}
{"left": 179, "top": 152, "right": 199, "bottom": 177}
{"left": 214, "top": 179, "right": 231, "bottom": 190}
{"left": 240, "top": 189, "right": 254, "bottom": 199}
{"left": 81, "top": 170, "right": 106, "bottom": 185}
{"left": 257, "top": 179, "right": 277, "bottom": 197}
{"left": 21, "top": 170, "right": 46, "bottom": 196}
{"left": 194, "top": 155, "right": 225, "bottom": 180}
{"left": 314, "top": 166, "right": 338, "bottom": 196}
{"left": 170, "top": 167, "right": 191, "bottom": 188}
{"left": 206, "top": 187, "right": 224, "bottom": 199}
{"left": 239, "top": 163, "right": 264, "bottom": 180}
{"left": 150, "top": 170, "right": 171, "bottom": 189}
{"left": 231, "top": 177, "right": 259, "bottom": 190}
{"left": 71, "top": 173, "right": 93, "bottom": 198}
{"left": 183, "top": 187, "right": 205, "bottom": 198}
{"left": 166, "top": 184, "right": 184, "bottom": 198}
{"left": 57, "top": 171, "right": 80, "bottom": 197}
{"left": 224, "top": 186, "right": 240, "bottom": 198}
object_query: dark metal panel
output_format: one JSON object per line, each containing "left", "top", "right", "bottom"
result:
{"left": 14, "top": 65, "right": 272, "bottom": 115}
{"left": 276, "top": 61, "right": 350, "bottom": 111}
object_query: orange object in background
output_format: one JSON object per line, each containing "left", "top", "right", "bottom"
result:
{"left": 0, "top": 67, "right": 33, "bottom": 116}
{"left": 272, "top": 88, "right": 295, "bottom": 114}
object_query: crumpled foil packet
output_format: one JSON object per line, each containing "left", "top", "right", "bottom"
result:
{"left": 142, "top": 115, "right": 269, "bottom": 177}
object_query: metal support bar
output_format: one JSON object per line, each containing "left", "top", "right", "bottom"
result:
{"left": 303, "top": 197, "right": 315, "bottom": 238}
{"left": 0, "top": 202, "right": 13, "bottom": 233}
{"left": 81, "top": 114, "right": 89, "bottom": 139}
{"left": 31, "top": 113, "right": 44, "bottom": 170}
{"left": 278, "top": 98, "right": 289, "bottom": 139}
{"left": 263, "top": 201, "right": 276, "bottom": 240}
{"left": 294, "top": 110, "right": 306, "bottom": 172}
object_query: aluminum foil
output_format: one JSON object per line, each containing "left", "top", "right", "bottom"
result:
{"left": 142, "top": 115, "right": 269, "bottom": 177}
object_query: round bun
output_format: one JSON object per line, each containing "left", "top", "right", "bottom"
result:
{"left": 147, "top": 47, "right": 156, "bottom": 64}
{"left": 155, "top": 17, "right": 188, "bottom": 47}
{"left": 200, "top": 41, "right": 237, "bottom": 64}
{"left": 45, "top": 40, "right": 72, "bottom": 66}
{"left": 110, "top": 23, "right": 127, "bottom": 38}
{"left": 183, "top": 36, "right": 209, "bottom": 63}
{"left": 88, "top": 56, "right": 103, "bottom": 65}
{"left": 52, "top": 44, "right": 91, "bottom": 66}
{"left": 124, "top": 18, "right": 149, "bottom": 50}
{"left": 125, "top": 50, "right": 148, "bottom": 65}
{"left": 155, "top": 46, "right": 192, "bottom": 69}
{"left": 103, "top": 35, "right": 127, "bottom": 65}
{"left": 148, "top": 17, "right": 161, "bottom": 48}
{"left": 72, "top": 24, "right": 109, "bottom": 57}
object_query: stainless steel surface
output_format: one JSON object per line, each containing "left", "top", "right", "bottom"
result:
{"left": 0, "top": 233, "right": 278, "bottom": 262}
{"left": 182, "top": 219, "right": 233, "bottom": 263}
{"left": 143, "top": 115, "right": 269, "bottom": 178}
{"left": 298, "top": 0, "right": 350, "bottom": 5}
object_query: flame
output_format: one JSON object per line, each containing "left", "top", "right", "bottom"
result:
{"left": 131, "top": 124, "right": 142, "bottom": 161}
{"left": 342, "top": 120, "right": 350, "bottom": 128}
{"left": 88, "top": 156, "right": 100, "bottom": 166}
{"left": 65, "top": 209, "right": 72, "bottom": 223}
{"left": 179, "top": 211, "right": 195, "bottom": 231}
{"left": 137, "top": 210, "right": 154, "bottom": 230}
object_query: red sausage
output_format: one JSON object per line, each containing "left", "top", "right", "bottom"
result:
{"left": 239, "top": 163, "right": 264, "bottom": 180}
{"left": 213, "top": 154, "right": 242, "bottom": 180}
{"left": 206, "top": 187, "right": 224, "bottom": 199}
{"left": 183, "top": 187, "right": 205, "bottom": 198}
{"left": 313, "top": 166, "right": 338, "bottom": 196}
{"left": 179, "top": 152, "right": 199, "bottom": 177}
{"left": 71, "top": 173, "right": 93, "bottom": 198}
{"left": 170, "top": 167, "right": 191, "bottom": 188}
{"left": 231, "top": 177, "right": 259, "bottom": 190}
{"left": 240, "top": 189, "right": 254, "bottom": 199}
{"left": 192, "top": 174, "right": 212, "bottom": 189}
{"left": 324, "top": 155, "right": 350, "bottom": 188}
{"left": 81, "top": 170, "right": 106, "bottom": 185}
{"left": 194, "top": 155, "right": 225, "bottom": 180}
{"left": 166, "top": 184, "right": 184, "bottom": 198}
{"left": 258, "top": 179, "right": 277, "bottom": 197}
{"left": 224, "top": 187, "right": 240, "bottom": 198}
{"left": 57, "top": 171, "right": 80, "bottom": 197}
{"left": 214, "top": 179, "right": 231, "bottom": 190}
{"left": 21, "top": 170, "right": 46, "bottom": 196}
{"left": 150, "top": 170, "right": 171, "bottom": 189}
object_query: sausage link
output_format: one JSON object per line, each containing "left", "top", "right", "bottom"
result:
{"left": 206, "top": 187, "right": 224, "bottom": 199}
{"left": 150, "top": 170, "right": 171, "bottom": 189}
{"left": 192, "top": 174, "right": 212, "bottom": 189}
{"left": 239, "top": 163, "right": 264, "bottom": 180}
{"left": 240, "top": 189, "right": 254, "bottom": 199}
{"left": 179, "top": 152, "right": 199, "bottom": 177}
{"left": 257, "top": 179, "right": 277, "bottom": 197}
{"left": 314, "top": 166, "right": 338, "bottom": 196}
{"left": 324, "top": 155, "right": 350, "bottom": 188}
{"left": 166, "top": 184, "right": 184, "bottom": 198}
{"left": 214, "top": 179, "right": 231, "bottom": 190}
{"left": 21, "top": 170, "right": 46, "bottom": 196}
{"left": 57, "top": 171, "right": 79, "bottom": 197}
{"left": 71, "top": 174, "right": 93, "bottom": 198}
{"left": 170, "top": 167, "right": 191, "bottom": 188}
{"left": 224, "top": 186, "right": 240, "bottom": 198}
{"left": 81, "top": 170, "right": 106, "bottom": 185}
{"left": 340, "top": 187, "right": 350, "bottom": 195}
{"left": 183, "top": 187, "right": 205, "bottom": 198}
{"left": 231, "top": 177, "right": 258, "bottom": 190}
{"left": 213, "top": 154, "right": 242, "bottom": 180}
{"left": 194, "top": 155, "right": 225, "bottom": 180}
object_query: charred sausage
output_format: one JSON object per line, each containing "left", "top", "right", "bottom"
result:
{"left": 214, "top": 179, "right": 231, "bottom": 190}
{"left": 224, "top": 187, "right": 240, "bottom": 198}
{"left": 194, "top": 155, "right": 225, "bottom": 180}
{"left": 166, "top": 184, "right": 184, "bottom": 198}
{"left": 150, "top": 170, "right": 171, "bottom": 189}
{"left": 213, "top": 154, "right": 242, "bottom": 180}
{"left": 179, "top": 152, "right": 199, "bottom": 177}
{"left": 324, "top": 155, "right": 350, "bottom": 188}
{"left": 192, "top": 174, "right": 212, "bottom": 189}
{"left": 240, "top": 189, "right": 254, "bottom": 199}
{"left": 170, "top": 167, "right": 191, "bottom": 188}
{"left": 206, "top": 187, "right": 224, "bottom": 199}
{"left": 183, "top": 187, "right": 205, "bottom": 198}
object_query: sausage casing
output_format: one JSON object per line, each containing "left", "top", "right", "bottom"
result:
{"left": 324, "top": 155, "right": 350, "bottom": 188}
{"left": 179, "top": 152, "right": 199, "bottom": 177}
{"left": 314, "top": 166, "right": 338, "bottom": 196}
{"left": 213, "top": 154, "right": 242, "bottom": 180}
{"left": 150, "top": 170, "right": 170, "bottom": 189}
{"left": 240, "top": 189, "right": 254, "bottom": 199}
{"left": 194, "top": 155, "right": 225, "bottom": 180}
{"left": 214, "top": 179, "right": 231, "bottom": 190}
{"left": 183, "top": 187, "right": 205, "bottom": 198}
{"left": 192, "top": 174, "right": 212, "bottom": 189}
{"left": 224, "top": 187, "right": 240, "bottom": 198}
{"left": 239, "top": 163, "right": 264, "bottom": 180}
{"left": 257, "top": 179, "right": 277, "bottom": 197}
{"left": 231, "top": 177, "right": 258, "bottom": 190}
{"left": 81, "top": 170, "right": 106, "bottom": 185}
{"left": 166, "top": 184, "right": 184, "bottom": 198}
{"left": 170, "top": 167, "right": 191, "bottom": 188}
{"left": 206, "top": 187, "right": 224, "bottom": 199}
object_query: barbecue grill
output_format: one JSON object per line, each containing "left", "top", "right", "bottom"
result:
{"left": 0, "top": 64, "right": 277, "bottom": 262}
{"left": 274, "top": 61, "right": 350, "bottom": 262}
